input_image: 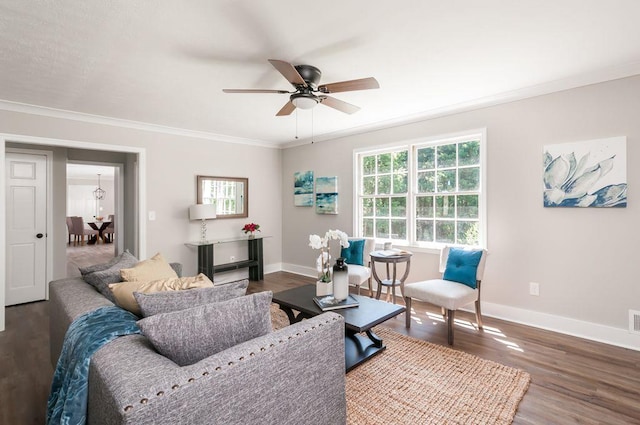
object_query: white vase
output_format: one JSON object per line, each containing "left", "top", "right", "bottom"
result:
{"left": 332, "top": 258, "right": 349, "bottom": 301}
{"left": 316, "top": 280, "right": 333, "bottom": 297}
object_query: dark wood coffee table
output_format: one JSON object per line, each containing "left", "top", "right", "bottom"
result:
{"left": 272, "top": 284, "right": 405, "bottom": 372}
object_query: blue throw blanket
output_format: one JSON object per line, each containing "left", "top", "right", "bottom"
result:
{"left": 47, "top": 306, "right": 141, "bottom": 425}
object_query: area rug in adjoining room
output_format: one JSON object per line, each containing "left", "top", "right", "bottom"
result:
{"left": 346, "top": 327, "right": 530, "bottom": 425}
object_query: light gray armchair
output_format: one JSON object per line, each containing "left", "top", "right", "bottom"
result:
{"left": 346, "top": 237, "right": 376, "bottom": 296}
{"left": 403, "top": 246, "right": 487, "bottom": 345}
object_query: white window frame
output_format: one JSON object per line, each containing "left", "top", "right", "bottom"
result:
{"left": 353, "top": 129, "right": 487, "bottom": 251}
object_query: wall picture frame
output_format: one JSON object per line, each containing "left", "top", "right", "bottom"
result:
{"left": 294, "top": 171, "right": 314, "bottom": 207}
{"left": 543, "top": 136, "right": 627, "bottom": 208}
{"left": 315, "top": 176, "right": 338, "bottom": 214}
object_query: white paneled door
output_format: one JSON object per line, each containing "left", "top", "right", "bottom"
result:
{"left": 5, "top": 152, "right": 47, "bottom": 306}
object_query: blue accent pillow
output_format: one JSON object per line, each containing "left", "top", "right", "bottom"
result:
{"left": 442, "top": 248, "right": 482, "bottom": 289}
{"left": 341, "top": 239, "right": 365, "bottom": 266}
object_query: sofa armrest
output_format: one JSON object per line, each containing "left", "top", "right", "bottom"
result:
{"left": 88, "top": 313, "right": 346, "bottom": 425}
{"left": 49, "top": 277, "right": 114, "bottom": 367}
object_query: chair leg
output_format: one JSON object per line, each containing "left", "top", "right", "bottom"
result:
{"left": 475, "top": 300, "right": 483, "bottom": 330}
{"left": 447, "top": 309, "right": 455, "bottom": 345}
{"left": 405, "top": 297, "right": 412, "bottom": 328}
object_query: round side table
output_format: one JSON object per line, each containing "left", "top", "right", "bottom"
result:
{"left": 370, "top": 250, "right": 412, "bottom": 304}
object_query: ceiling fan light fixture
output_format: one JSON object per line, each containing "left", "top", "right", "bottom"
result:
{"left": 291, "top": 93, "right": 318, "bottom": 110}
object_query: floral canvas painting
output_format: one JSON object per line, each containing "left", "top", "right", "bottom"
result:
{"left": 543, "top": 137, "right": 627, "bottom": 208}
{"left": 294, "top": 171, "right": 314, "bottom": 207}
{"left": 316, "top": 176, "right": 338, "bottom": 214}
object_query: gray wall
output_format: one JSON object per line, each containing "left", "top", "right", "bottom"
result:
{"left": 1, "top": 111, "right": 283, "bottom": 311}
{"left": 282, "top": 75, "right": 640, "bottom": 347}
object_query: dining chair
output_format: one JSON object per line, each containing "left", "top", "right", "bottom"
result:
{"left": 403, "top": 246, "right": 487, "bottom": 345}
{"left": 104, "top": 214, "right": 115, "bottom": 243}
{"left": 66, "top": 216, "right": 75, "bottom": 245}
{"left": 70, "top": 216, "right": 98, "bottom": 246}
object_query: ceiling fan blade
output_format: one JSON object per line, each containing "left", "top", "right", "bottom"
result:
{"left": 223, "top": 89, "right": 290, "bottom": 94}
{"left": 319, "top": 96, "right": 360, "bottom": 114}
{"left": 276, "top": 101, "right": 296, "bottom": 116}
{"left": 268, "top": 59, "right": 307, "bottom": 87}
{"left": 318, "top": 77, "right": 379, "bottom": 94}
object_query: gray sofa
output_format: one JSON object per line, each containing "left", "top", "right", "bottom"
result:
{"left": 49, "top": 276, "right": 347, "bottom": 425}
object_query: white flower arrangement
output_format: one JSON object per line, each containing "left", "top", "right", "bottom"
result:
{"left": 309, "top": 229, "right": 350, "bottom": 282}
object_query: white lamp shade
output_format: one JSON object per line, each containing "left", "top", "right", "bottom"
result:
{"left": 189, "top": 204, "right": 217, "bottom": 220}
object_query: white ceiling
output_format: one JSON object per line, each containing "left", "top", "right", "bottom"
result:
{"left": 2, "top": 1, "right": 640, "bottom": 148}
{"left": 67, "top": 163, "right": 115, "bottom": 180}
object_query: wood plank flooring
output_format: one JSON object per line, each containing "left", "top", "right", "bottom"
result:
{"left": 1, "top": 270, "right": 638, "bottom": 424}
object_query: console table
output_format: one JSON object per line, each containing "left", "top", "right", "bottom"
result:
{"left": 185, "top": 236, "right": 269, "bottom": 281}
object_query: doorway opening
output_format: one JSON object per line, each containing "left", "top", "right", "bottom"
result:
{"left": 65, "top": 163, "right": 121, "bottom": 277}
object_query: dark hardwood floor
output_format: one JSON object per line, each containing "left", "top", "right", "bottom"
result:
{"left": 1, "top": 271, "right": 638, "bottom": 424}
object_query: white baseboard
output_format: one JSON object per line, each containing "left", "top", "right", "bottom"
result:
{"left": 480, "top": 301, "right": 640, "bottom": 351}
{"left": 278, "top": 264, "right": 640, "bottom": 351}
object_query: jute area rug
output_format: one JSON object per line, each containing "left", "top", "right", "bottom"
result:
{"left": 271, "top": 304, "right": 530, "bottom": 425}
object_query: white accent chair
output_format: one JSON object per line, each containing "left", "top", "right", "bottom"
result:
{"left": 403, "top": 246, "right": 487, "bottom": 345}
{"left": 346, "top": 238, "right": 377, "bottom": 296}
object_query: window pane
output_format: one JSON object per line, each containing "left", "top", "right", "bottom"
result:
{"left": 363, "top": 219, "right": 374, "bottom": 237}
{"left": 362, "top": 197, "right": 374, "bottom": 216}
{"left": 417, "top": 171, "right": 435, "bottom": 193}
{"left": 363, "top": 176, "right": 376, "bottom": 195}
{"left": 391, "top": 219, "right": 407, "bottom": 240}
{"left": 393, "top": 151, "right": 408, "bottom": 172}
{"left": 416, "top": 220, "right": 434, "bottom": 242}
{"left": 377, "top": 153, "right": 391, "bottom": 173}
{"left": 393, "top": 173, "right": 408, "bottom": 194}
{"left": 437, "top": 144, "right": 457, "bottom": 167}
{"left": 436, "top": 170, "right": 456, "bottom": 192}
{"left": 435, "top": 221, "right": 455, "bottom": 243}
{"left": 376, "top": 219, "right": 390, "bottom": 238}
{"left": 457, "top": 195, "right": 478, "bottom": 218}
{"left": 377, "top": 175, "right": 391, "bottom": 194}
{"left": 363, "top": 156, "right": 376, "bottom": 174}
{"left": 459, "top": 140, "right": 480, "bottom": 166}
{"left": 417, "top": 147, "right": 435, "bottom": 170}
{"left": 457, "top": 221, "right": 479, "bottom": 245}
{"left": 416, "top": 196, "right": 433, "bottom": 218}
{"left": 459, "top": 167, "right": 479, "bottom": 191}
{"left": 375, "top": 198, "right": 390, "bottom": 216}
{"left": 391, "top": 197, "right": 406, "bottom": 216}
{"left": 435, "top": 195, "right": 455, "bottom": 218}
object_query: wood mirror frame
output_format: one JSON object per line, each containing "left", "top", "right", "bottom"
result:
{"left": 196, "top": 175, "right": 248, "bottom": 219}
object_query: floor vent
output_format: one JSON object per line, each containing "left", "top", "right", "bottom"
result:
{"left": 630, "top": 310, "right": 640, "bottom": 334}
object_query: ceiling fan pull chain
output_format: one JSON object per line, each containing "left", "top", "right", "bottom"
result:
{"left": 311, "top": 109, "right": 315, "bottom": 144}
{"left": 295, "top": 109, "right": 298, "bottom": 139}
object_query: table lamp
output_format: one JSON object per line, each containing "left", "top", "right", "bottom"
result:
{"left": 189, "top": 204, "right": 217, "bottom": 242}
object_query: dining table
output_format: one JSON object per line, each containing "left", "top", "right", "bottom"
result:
{"left": 87, "top": 221, "right": 112, "bottom": 244}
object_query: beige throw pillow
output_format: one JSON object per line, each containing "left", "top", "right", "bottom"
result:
{"left": 109, "top": 274, "right": 214, "bottom": 315}
{"left": 120, "top": 252, "right": 178, "bottom": 282}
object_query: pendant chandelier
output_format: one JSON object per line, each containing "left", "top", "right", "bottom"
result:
{"left": 93, "top": 173, "right": 106, "bottom": 200}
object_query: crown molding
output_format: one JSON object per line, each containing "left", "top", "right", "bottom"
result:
{"left": 282, "top": 60, "right": 640, "bottom": 148}
{"left": 2, "top": 60, "right": 640, "bottom": 150}
{"left": 0, "top": 99, "right": 278, "bottom": 149}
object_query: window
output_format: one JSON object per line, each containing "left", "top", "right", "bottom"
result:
{"left": 356, "top": 131, "right": 485, "bottom": 248}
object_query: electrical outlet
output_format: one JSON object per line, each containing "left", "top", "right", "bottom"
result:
{"left": 529, "top": 282, "right": 540, "bottom": 296}
{"left": 230, "top": 256, "right": 236, "bottom": 262}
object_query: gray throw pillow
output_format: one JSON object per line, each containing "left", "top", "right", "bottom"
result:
{"left": 134, "top": 279, "right": 249, "bottom": 317}
{"left": 82, "top": 251, "right": 139, "bottom": 301}
{"left": 137, "top": 291, "right": 273, "bottom": 366}
{"left": 78, "top": 250, "right": 136, "bottom": 276}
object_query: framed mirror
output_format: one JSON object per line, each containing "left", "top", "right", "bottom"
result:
{"left": 196, "top": 176, "right": 248, "bottom": 219}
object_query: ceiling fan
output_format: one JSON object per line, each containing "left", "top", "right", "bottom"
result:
{"left": 223, "top": 59, "right": 379, "bottom": 116}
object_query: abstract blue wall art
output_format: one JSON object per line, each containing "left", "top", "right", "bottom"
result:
{"left": 294, "top": 171, "right": 314, "bottom": 207}
{"left": 543, "top": 137, "right": 627, "bottom": 208}
{"left": 315, "top": 176, "right": 338, "bottom": 214}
